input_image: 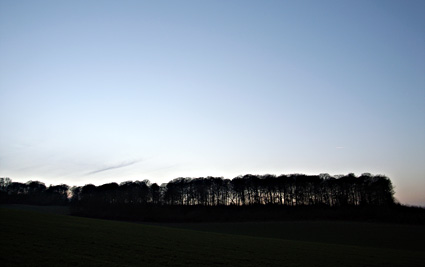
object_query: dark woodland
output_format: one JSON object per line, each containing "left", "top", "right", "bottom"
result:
{"left": 1, "top": 174, "right": 424, "bottom": 223}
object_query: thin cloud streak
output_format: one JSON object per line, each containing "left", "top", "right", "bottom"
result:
{"left": 86, "top": 160, "right": 140, "bottom": 175}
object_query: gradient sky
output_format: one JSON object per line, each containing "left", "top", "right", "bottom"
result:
{"left": 1, "top": 0, "right": 424, "bottom": 206}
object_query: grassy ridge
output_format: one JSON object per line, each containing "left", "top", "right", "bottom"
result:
{"left": 1, "top": 207, "right": 424, "bottom": 266}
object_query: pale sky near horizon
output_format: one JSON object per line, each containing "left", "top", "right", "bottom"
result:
{"left": 1, "top": 1, "right": 424, "bottom": 206}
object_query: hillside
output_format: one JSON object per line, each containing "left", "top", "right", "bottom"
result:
{"left": 1, "top": 206, "right": 424, "bottom": 266}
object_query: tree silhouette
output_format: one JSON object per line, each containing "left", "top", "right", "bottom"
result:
{"left": 1, "top": 173, "right": 401, "bottom": 222}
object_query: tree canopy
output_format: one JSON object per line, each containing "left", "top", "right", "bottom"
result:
{"left": 0, "top": 173, "right": 394, "bottom": 207}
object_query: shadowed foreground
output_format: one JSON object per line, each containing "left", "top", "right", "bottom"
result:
{"left": 1, "top": 207, "right": 425, "bottom": 266}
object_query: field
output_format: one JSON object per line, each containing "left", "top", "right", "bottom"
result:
{"left": 1, "top": 206, "right": 425, "bottom": 266}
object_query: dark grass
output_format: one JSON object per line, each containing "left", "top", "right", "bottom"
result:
{"left": 70, "top": 203, "right": 425, "bottom": 224}
{"left": 1, "top": 207, "right": 424, "bottom": 266}
{"left": 156, "top": 220, "right": 425, "bottom": 252}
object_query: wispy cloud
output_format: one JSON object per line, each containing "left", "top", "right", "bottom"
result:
{"left": 336, "top": 146, "right": 345, "bottom": 149}
{"left": 86, "top": 160, "right": 140, "bottom": 175}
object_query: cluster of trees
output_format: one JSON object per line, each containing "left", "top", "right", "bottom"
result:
{"left": 0, "top": 178, "right": 69, "bottom": 205}
{"left": 1, "top": 173, "right": 394, "bottom": 207}
{"left": 3, "top": 174, "right": 425, "bottom": 223}
{"left": 161, "top": 173, "right": 394, "bottom": 207}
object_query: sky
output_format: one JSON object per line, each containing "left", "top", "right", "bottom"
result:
{"left": 0, "top": 0, "right": 424, "bottom": 206}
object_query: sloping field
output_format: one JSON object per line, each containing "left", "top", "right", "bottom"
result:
{"left": 159, "top": 220, "right": 425, "bottom": 252}
{"left": 1, "top": 207, "right": 424, "bottom": 266}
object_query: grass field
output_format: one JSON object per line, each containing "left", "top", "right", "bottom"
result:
{"left": 158, "top": 220, "right": 425, "bottom": 252}
{"left": 1, "top": 206, "right": 424, "bottom": 266}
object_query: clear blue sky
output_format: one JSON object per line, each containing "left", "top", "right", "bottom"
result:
{"left": 1, "top": 0, "right": 424, "bottom": 206}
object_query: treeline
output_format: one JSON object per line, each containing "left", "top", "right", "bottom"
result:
{"left": 2, "top": 174, "right": 425, "bottom": 223}
{"left": 0, "top": 178, "right": 69, "bottom": 205}
{"left": 160, "top": 173, "right": 394, "bottom": 207}
{"left": 4, "top": 173, "right": 425, "bottom": 223}
{"left": 1, "top": 173, "right": 394, "bottom": 207}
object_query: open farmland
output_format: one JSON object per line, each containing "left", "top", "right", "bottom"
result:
{"left": 1, "top": 207, "right": 424, "bottom": 266}
{"left": 159, "top": 220, "right": 425, "bottom": 252}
